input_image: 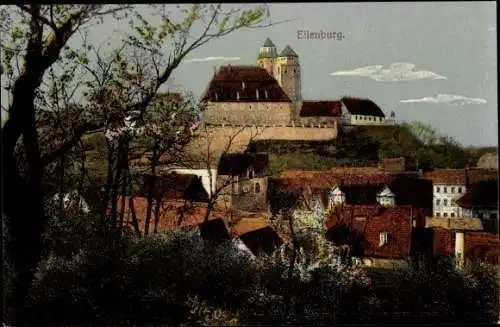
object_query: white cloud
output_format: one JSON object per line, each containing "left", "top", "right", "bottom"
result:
{"left": 330, "top": 62, "right": 447, "bottom": 82}
{"left": 184, "top": 56, "right": 241, "bottom": 63}
{"left": 400, "top": 94, "right": 488, "bottom": 106}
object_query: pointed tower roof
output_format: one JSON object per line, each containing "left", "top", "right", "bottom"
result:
{"left": 279, "top": 45, "right": 298, "bottom": 57}
{"left": 263, "top": 37, "right": 276, "bottom": 47}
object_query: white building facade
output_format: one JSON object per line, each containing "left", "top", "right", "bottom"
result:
{"left": 432, "top": 183, "right": 466, "bottom": 218}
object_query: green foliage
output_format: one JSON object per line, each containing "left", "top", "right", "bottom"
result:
{"left": 10, "top": 213, "right": 498, "bottom": 326}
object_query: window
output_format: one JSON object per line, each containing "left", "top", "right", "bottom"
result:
{"left": 443, "top": 187, "right": 447, "bottom": 193}
{"left": 443, "top": 199, "right": 448, "bottom": 206}
{"left": 436, "top": 199, "right": 441, "bottom": 205}
{"left": 436, "top": 212, "right": 441, "bottom": 217}
{"left": 478, "top": 212, "right": 484, "bottom": 219}
{"left": 248, "top": 169, "right": 254, "bottom": 179}
{"left": 451, "top": 187, "right": 455, "bottom": 194}
{"left": 458, "top": 187, "right": 463, "bottom": 193}
{"left": 255, "top": 182, "right": 261, "bottom": 193}
{"left": 293, "top": 68, "right": 296, "bottom": 73}
{"left": 490, "top": 213, "right": 497, "bottom": 220}
{"left": 379, "top": 232, "right": 392, "bottom": 247}
{"left": 451, "top": 213, "right": 455, "bottom": 217}
{"left": 443, "top": 212, "right": 448, "bottom": 217}
{"left": 436, "top": 187, "right": 440, "bottom": 193}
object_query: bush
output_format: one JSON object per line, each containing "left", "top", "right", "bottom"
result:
{"left": 18, "top": 212, "right": 500, "bottom": 325}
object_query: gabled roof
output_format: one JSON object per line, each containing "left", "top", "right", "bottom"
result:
{"left": 201, "top": 65, "right": 291, "bottom": 102}
{"left": 422, "top": 168, "right": 498, "bottom": 185}
{"left": 263, "top": 37, "right": 276, "bottom": 47}
{"left": 341, "top": 97, "right": 385, "bottom": 117}
{"left": 455, "top": 179, "right": 499, "bottom": 209}
{"left": 137, "top": 173, "right": 209, "bottom": 202}
{"left": 279, "top": 45, "right": 298, "bottom": 57}
{"left": 299, "top": 101, "right": 342, "bottom": 117}
{"left": 271, "top": 171, "right": 433, "bottom": 209}
{"left": 217, "top": 152, "right": 269, "bottom": 176}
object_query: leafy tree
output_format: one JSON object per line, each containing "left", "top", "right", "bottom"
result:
{"left": 1, "top": 4, "right": 272, "bottom": 324}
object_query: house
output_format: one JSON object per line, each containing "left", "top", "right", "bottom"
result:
{"left": 455, "top": 179, "right": 499, "bottom": 220}
{"left": 340, "top": 97, "right": 393, "bottom": 126}
{"left": 325, "top": 204, "right": 427, "bottom": 260}
{"left": 269, "top": 169, "right": 433, "bottom": 233}
{"left": 297, "top": 101, "right": 342, "bottom": 126}
{"left": 431, "top": 228, "right": 498, "bottom": 266}
{"left": 216, "top": 152, "right": 270, "bottom": 212}
{"left": 275, "top": 169, "right": 433, "bottom": 214}
{"left": 201, "top": 65, "right": 293, "bottom": 126}
{"left": 136, "top": 173, "right": 210, "bottom": 202}
{"left": 422, "top": 168, "right": 498, "bottom": 218}
{"left": 230, "top": 217, "right": 284, "bottom": 255}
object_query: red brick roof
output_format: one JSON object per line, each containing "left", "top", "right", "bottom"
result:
{"left": 273, "top": 170, "right": 433, "bottom": 211}
{"left": 423, "top": 168, "right": 498, "bottom": 185}
{"left": 116, "top": 196, "right": 272, "bottom": 235}
{"left": 230, "top": 217, "right": 274, "bottom": 237}
{"left": 432, "top": 228, "right": 499, "bottom": 265}
{"left": 136, "top": 173, "right": 209, "bottom": 202}
{"left": 201, "top": 65, "right": 291, "bottom": 102}
{"left": 455, "top": 179, "right": 499, "bottom": 209}
{"left": 341, "top": 97, "right": 385, "bottom": 117}
{"left": 299, "top": 101, "right": 342, "bottom": 117}
{"left": 326, "top": 205, "right": 421, "bottom": 258}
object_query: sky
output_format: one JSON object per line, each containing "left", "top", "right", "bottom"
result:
{"left": 1, "top": 2, "right": 497, "bottom": 147}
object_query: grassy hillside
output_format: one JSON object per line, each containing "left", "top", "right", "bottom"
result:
{"left": 249, "top": 124, "right": 496, "bottom": 176}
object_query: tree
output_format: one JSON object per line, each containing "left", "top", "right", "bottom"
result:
{"left": 1, "top": 4, "right": 273, "bottom": 324}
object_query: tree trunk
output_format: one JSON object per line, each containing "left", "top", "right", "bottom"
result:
{"left": 144, "top": 147, "right": 158, "bottom": 235}
{"left": 2, "top": 97, "right": 47, "bottom": 325}
{"left": 283, "top": 210, "right": 297, "bottom": 323}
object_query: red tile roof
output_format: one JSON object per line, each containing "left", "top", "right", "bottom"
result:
{"left": 455, "top": 179, "right": 499, "bottom": 209}
{"left": 136, "top": 173, "right": 209, "bottom": 202}
{"left": 432, "top": 228, "right": 499, "bottom": 265}
{"left": 299, "top": 101, "right": 342, "bottom": 117}
{"left": 423, "top": 168, "right": 498, "bottom": 185}
{"left": 326, "top": 205, "right": 421, "bottom": 258}
{"left": 201, "top": 65, "right": 291, "bottom": 102}
{"left": 341, "top": 97, "right": 385, "bottom": 117}
{"left": 115, "top": 196, "right": 273, "bottom": 236}
{"left": 273, "top": 170, "right": 433, "bottom": 212}
{"left": 230, "top": 217, "right": 274, "bottom": 237}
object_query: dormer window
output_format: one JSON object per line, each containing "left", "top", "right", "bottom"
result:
{"left": 236, "top": 91, "right": 240, "bottom": 101}
{"left": 329, "top": 186, "right": 345, "bottom": 207}
{"left": 242, "top": 81, "right": 246, "bottom": 90}
{"left": 247, "top": 167, "right": 254, "bottom": 179}
{"left": 215, "top": 92, "right": 218, "bottom": 101}
{"left": 377, "top": 186, "right": 395, "bottom": 207}
{"left": 264, "top": 89, "right": 269, "bottom": 99}
{"left": 256, "top": 89, "right": 260, "bottom": 100}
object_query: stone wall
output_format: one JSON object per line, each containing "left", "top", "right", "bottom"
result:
{"left": 203, "top": 101, "right": 292, "bottom": 126}
{"left": 184, "top": 124, "right": 339, "bottom": 162}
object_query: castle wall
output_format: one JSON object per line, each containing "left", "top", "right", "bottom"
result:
{"left": 184, "top": 125, "right": 339, "bottom": 163}
{"left": 203, "top": 101, "right": 292, "bottom": 126}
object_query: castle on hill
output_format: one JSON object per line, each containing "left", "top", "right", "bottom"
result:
{"left": 199, "top": 38, "right": 394, "bottom": 138}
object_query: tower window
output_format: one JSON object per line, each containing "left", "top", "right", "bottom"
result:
{"left": 293, "top": 69, "right": 296, "bottom": 73}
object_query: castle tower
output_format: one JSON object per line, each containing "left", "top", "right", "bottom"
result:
{"left": 257, "top": 38, "right": 277, "bottom": 77}
{"left": 275, "top": 45, "right": 301, "bottom": 120}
